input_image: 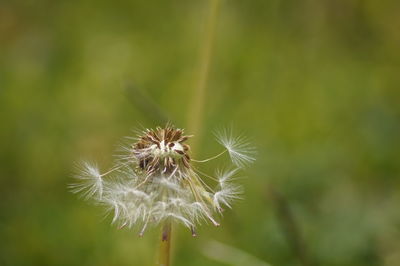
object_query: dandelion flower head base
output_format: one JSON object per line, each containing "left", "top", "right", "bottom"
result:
{"left": 134, "top": 127, "right": 191, "bottom": 175}
{"left": 71, "top": 125, "right": 254, "bottom": 236}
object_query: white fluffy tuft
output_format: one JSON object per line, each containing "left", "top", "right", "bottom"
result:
{"left": 69, "top": 162, "right": 104, "bottom": 200}
{"left": 215, "top": 128, "right": 256, "bottom": 168}
{"left": 213, "top": 184, "right": 242, "bottom": 213}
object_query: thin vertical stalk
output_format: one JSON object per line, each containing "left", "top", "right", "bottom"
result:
{"left": 157, "top": 2, "right": 220, "bottom": 265}
{"left": 187, "top": 0, "right": 221, "bottom": 151}
{"left": 158, "top": 222, "right": 172, "bottom": 266}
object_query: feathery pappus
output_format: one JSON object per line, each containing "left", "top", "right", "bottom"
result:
{"left": 70, "top": 125, "right": 255, "bottom": 236}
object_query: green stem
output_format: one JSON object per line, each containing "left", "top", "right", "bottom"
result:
{"left": 187, "top": 0, "right": 221, "bottom": 151}
{"left": 157, "top": 1, "right": 221, "bottom": 265}
{"left": 158, "top": 222, "right": 172, "bottom": 266}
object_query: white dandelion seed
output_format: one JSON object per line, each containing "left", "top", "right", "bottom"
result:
{"left": 215, "top": 128, "right": 256, "bottom": 168}
{"left": 69, "top": 162, "right": 104, "bottom": 200}
{"left": 70, "top": 125, "right": 255, "bottom": 236}
{"left": 213, "top": 184, "right": 243, "bottom": 213}
{"left": 215, "top": 168, "right": 240, "bottom": 187}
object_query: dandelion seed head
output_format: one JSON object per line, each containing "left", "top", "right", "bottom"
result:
{"left": 71, "top": 125, "right": 254, "bottom": 236}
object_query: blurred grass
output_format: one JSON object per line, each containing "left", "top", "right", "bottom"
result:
{"left": 1, "top": 0, "right": 400, "bottom": 265}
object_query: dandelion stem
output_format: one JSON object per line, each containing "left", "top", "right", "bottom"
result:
{"left": 192, "top": 150, "right": 226, "bottom": 163}
{"left": 100, "top": 164, "right": 124, "bottom": 177}
{"left": 187, "top": 0, "right": 221, "bottom": 151}
{"left": 158, "top": 222, "right": 172, "bottom": 266}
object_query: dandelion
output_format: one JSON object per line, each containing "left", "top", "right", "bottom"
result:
{"left": 71, "top": 125, "right": 254, "bottom": 264}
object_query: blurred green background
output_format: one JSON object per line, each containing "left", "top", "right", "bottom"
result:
{"left": 1, "top": 0, "right": 400, "bottom": 265}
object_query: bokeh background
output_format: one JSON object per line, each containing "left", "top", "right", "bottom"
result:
{"left": 1, "top": 0, "right": 400, "bottom": 265}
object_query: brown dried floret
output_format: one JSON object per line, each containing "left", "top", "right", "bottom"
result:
{"left": 133, "top": 126, "right": 192, "bottom": 175}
